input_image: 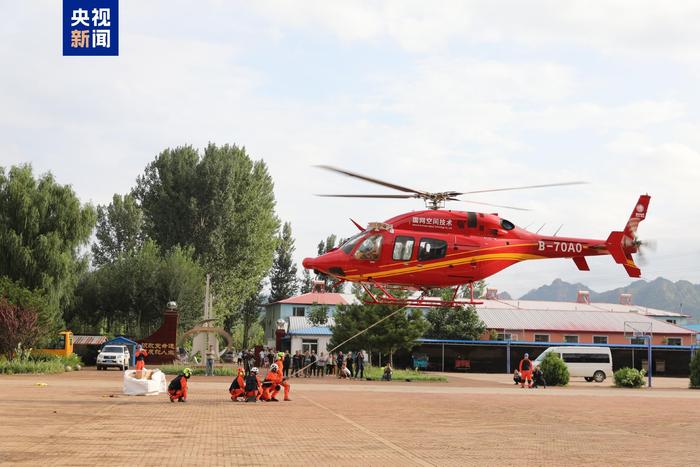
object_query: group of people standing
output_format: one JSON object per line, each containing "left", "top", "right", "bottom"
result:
{"left": 290, "top": 349, "right": 366, "bottom": 379}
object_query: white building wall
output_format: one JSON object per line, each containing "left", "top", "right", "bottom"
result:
{"left": 290, "top": 335, "right": 332, "bottom": 355}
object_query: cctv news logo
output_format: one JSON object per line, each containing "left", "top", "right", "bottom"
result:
{"left": 63, "top": 0, "right": 119, "bottom": 56}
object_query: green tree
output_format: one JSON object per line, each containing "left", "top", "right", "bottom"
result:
{"left": 690, "top": 351, "right": 700, "bottom": 388}
{"left": 133, "top": 144, "right": 279, "bottom": 319}
{"left": 315, "top": 234, "right": 343, "bottom": 291}
{"left": 308, "top": 303, "right": 329, "bottom": 326}
{"left": 237, "top": 288, "right": 264, "bottom": 350}
{"left": 67, "top": 240, "right": 204, "bottom": 337}
{"left": 300, "top": 269, "right": 313, "bottom": 294}
{"left": 330, "top": 295, "right": 428, "bottom": 365}
{"left": 0, "top": 165, "right": 95, "bottom": 336}
{"left": 425, "top": 304, "right": 486, "bottom": 340}
{"left": 268, "top": 221, "right": 298, "bottom": 303}
{"left": 92, "top": 193, "right": 145, "bottom": 267}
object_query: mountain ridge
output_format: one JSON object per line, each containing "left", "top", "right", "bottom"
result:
{"left": 518, "top": 277, "right": 700, "bottom": 321}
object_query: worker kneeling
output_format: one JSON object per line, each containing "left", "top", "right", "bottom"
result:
{"left": 229, "top": 367, "right": 246, "bottom": 401}
{"left": 262, "top": 360, "right": 291, "bottom": 402}
{"left": 168, "top": 367, "right": 192, "bottom": 402}
{"left": 244, "top": 367, "right": 262, "bottom": 402}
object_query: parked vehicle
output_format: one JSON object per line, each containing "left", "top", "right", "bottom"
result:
{"left": 37, "top": 331, "right": 74, "bottom": 358}
{"left": 97, "top": 345, "right": 131, "bottom": 371}
{"left": 533, "top": 346, "right": 612, "bottom": 383}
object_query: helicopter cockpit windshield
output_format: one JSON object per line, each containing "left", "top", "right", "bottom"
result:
{"left": 340, "top": 231, "right": 367, "bottom": 254}
{"left": 354, "top": 234, "right": 383, "bottom": 260}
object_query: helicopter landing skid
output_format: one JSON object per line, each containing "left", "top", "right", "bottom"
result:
{"left": 360, "top": 283, "right": 482, "bottom": 307}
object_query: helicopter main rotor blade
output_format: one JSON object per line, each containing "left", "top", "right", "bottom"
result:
{"left": 456, "top": 181, "right": 588, "bottom": 196}
{"left": 455, "top": 199, "right": 532, "bottom": 211}
{"left": 316, "top": 194, "right": 416, "bottom": 199}
{"left": 315, "top": 165, "right": 427, "bottom": 195}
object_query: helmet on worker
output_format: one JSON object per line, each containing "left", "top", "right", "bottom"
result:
{"left": 183, "top": 368, "right": 192, "bottom": 378}
{"left": 277, "top": 351, "right": 284, "bottom": 359}
{"left": 270, "top": 363, "right": 279, "bottom": 372}
{"left": 251, "top": 367, "right": 259, "bottom": 374}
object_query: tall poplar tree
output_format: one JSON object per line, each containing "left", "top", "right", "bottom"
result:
{"left": 268, "top": 221, "right": 298, "bottom": 303}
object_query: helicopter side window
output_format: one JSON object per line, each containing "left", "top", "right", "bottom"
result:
{"left": 392, "top": 236, "right": 415, "bottom": 261}
{"left": 500, "top": 219, "right": 515, "bottom": 231}
{"left": 340, "top": 231, "right": 367, "bottom": 254}
{"left": 354, "top": 234, "right": 383, "bottom": 260}
{"left": 418, "top": 238, "right": 448, "bottom": 261}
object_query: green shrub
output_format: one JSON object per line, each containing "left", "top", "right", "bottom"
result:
{"left": 614, "top": 367, "right": 646, "bottom": 388}
{"left": 540, "top": 352, "right": 569, "bottom": 386}
{"left": 690, "top": 352, "right": 700, "bottom": 388}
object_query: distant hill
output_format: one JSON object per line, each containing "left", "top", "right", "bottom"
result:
{"left": 520, "top": 277, "right": 700, "bottom": 322}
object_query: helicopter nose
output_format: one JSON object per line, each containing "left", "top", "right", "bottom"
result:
{"left": 302, "top": 257, "right": 315, "bottom": 270}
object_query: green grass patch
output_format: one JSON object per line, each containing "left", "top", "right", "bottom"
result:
{"left": 363, "top": 366, "right": 447, "bottom": 382}
{"left": 0, "top": 352, "right": 83, "bottom": 375}
{"left": 0, "top": 358, "right": 65, "bottom": 375}
{"left": 158, "top": 364, "right": 237, "bottom": 376}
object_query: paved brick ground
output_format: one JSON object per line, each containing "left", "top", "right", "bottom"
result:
{"left": 1, "top": 369, "right": 699, "bottom": 466}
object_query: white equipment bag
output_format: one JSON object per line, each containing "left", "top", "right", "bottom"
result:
{"left": 122, "top": 369, "right": 167, "bottom": 396}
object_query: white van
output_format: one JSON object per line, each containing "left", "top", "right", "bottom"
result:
{"left": 532, "top": 346, "right": 612, "bottom": 383}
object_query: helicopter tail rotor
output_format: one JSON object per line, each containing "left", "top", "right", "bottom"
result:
{"left": 605, "top": 194, "right": 652, "bottom": 277}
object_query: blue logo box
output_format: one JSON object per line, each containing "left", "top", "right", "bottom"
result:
{"left": 63, "top": 0, "right": 119, "bottom": 56}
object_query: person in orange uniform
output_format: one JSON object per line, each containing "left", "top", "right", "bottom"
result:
{"left": 168, "top": 368, "right": 192, "bottom": 402}
{"left": 229, "top": 367, "right": 246, "bottom": 401}
{"left": 518, "top": 353, "right": 533, "bottom": 388}
{"left": 263, "top": 353, "right": 291, "bottom": 401}
{"left": 135, "top": 344, "right": 148, "bottom": 370}
{"left": 244, "top": 367, "right": 262, "bottom": 402}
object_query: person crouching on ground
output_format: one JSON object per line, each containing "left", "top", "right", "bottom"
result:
{"left": 532, "top": 365, "right": 546, "bottom": 389}
{"left": 513, "top": 369, "right": 522, "bottom": 385}
{"left": 229, "top": 367, "right": 246, "bottom": 401}
{"left": 244, "top": 367, "right": 262, "bottom": 402}
{"left": 519, "top": 353, "right": 533, "bottom": 388}
{"left": 339, "top": 362, "right": 351, "bottom": 379}
{"left": 381, "top": 363, "right": 393, "bottom": 381}
{"left": 168, "top": 367, "right": 192, "bottom": 402}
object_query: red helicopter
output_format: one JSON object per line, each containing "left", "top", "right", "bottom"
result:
{"left": 302, "top": 166, "right": 652, "bottom": 307}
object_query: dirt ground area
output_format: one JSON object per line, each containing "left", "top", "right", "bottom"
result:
{"left": 1, "top": 369, "right": 699, "bottom": 466}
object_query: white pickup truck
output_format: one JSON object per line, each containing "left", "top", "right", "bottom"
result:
{"left": 97, "top": 345, "right": 131, "bottom": 371}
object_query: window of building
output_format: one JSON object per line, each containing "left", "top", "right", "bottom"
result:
{"left": 666, "top": 337, "right": 682, "bottom": 346}
{"left": 392, "top": 236, "right": 415, "bottom": 261}
{"left": 302, "top": 339, "right": 318, "bottom": 354}
{"left": 666, "top": 319, "right": 677, "bottom": 324}
{"left": 593, "top": 335, "right": 608, "bottom": 344}
{"left": 534, "top": 334, "right": 549, "bottom": 342}
{"left": 354, "top": 234, "right": 383, "bottom": 260}
{"left": 564, "top": 335, "right": 579, "bottom": 344}
{"left": 418, "top": 238, "right": 447, "bottom": 261}
{"left": 292, "top": 307, "right": 306, "bottom": 317}
{"left": 630, "top": 337, "right": 646, "bottom": 345}
{"left": 495, "top": 333, "right": 514, "bottom": 341}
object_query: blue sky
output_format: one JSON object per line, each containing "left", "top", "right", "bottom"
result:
{"left": 2, "top": 1, "right": 700, "bottom": 299}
